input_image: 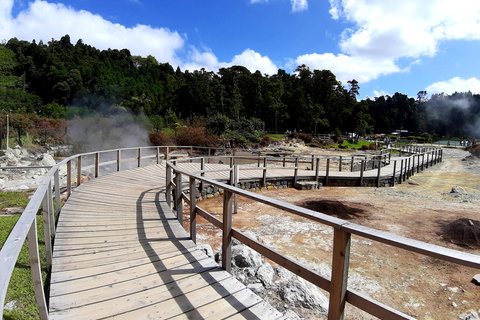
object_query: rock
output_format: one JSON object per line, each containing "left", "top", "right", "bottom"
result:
{"left": 0, "top": 178, "right": 4, "bottom": 189}
{"left": 247, "top": 283, "right": 265, "bottom": 294}
{"left": 197, "top": 244, "right": 214, "bottom": 260}
{"left": 231, "top": 244, "right": 263, "bottom": 268}
{"left": 283, "top": 310, "right": 301, "bottom": 320}
{"left": 38, "top": 153, "right": 56, "bottom": 167}
{"left": 4, "top": 300, "right": 17, "bottom": 310}
{"left": 279, "top": 276, "right": 329, "bottom": 312}
{"left": 472, "top": 274, "right": 480, "bottom": 286}
{"left": 294, "top": 181, "right": 319, "bottom": 190}
{"left": 451, "top": 186, "right": 467, "bottom": 195}
{"left": 275, "top": 266, "right": 295, "bottom": 283}
{"left": 256, "top": 263, "right": 275, "bottom": 288}
{"left": 459, "top": 310, "right": 479, "bottom": 320}
{"left": 448, "top": 287, "right": 458, "bottom": 293}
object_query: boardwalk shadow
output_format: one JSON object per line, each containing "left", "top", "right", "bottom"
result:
{"left": 136, "top": 187, "right": 265, "bottom": 319}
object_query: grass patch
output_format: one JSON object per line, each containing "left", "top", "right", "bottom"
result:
{"left": 335, "top": 140, "right": 373, "bottom": 150}
{"left": 1, "top": 192, "right": 47, "bottom": 320}
{"left": 0, "top": 192, "right": 31, "bottom": 210}
{"left": 266, "top": 134, "right": 285, "bottom": 141}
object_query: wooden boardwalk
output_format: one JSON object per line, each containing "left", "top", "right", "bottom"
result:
{"left": 49, "top": 164, "right": 283, "bottom": 319}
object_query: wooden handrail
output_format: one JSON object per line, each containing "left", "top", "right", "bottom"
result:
{"left": 166, "top": 146, "right": 476, "bottom": 320}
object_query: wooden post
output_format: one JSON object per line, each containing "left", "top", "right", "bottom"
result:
{"left": 47, "top": 181, "right": 55, "bottom": 239}
{"left": 417, "top": 154, "right": 420, "bottom": 173}
{"left": 421, "top": 154, "right": 425, "bottom": 171}
{"left": 426, "top": 153, "right": 429, "bottom": 169}
{"left": 156, "top": 147, "right": 160, "bottom": 164}
{"left": 42, "top": 192, "right": 53, "bottom": 269}
{"left": 325, "top": 158, "right": 330, "bottom": 186}
{"left": 376, "top": 160, "right": 382, "bottom": 187}
{"left": 283, "top": 155, "right": 286, "bottom": 167}
{"left": 200, "top": 157, "right": 205, "bottom": 194}
{"left": 403, "top": 159, "right": 408, "bottom": 182}
{"left": 95, "top": 153, "right": 99, "bottom": 178}
{"left": 350, "top": 156, "right": 354, "bottom": 172}
{"left": 411, "top": 156, "right": 415, "bottom": 176}
{"left": 67, "top": 160, "right": 72, "bottom": 198}
{"left": 117, "top": 149, "right": 121, "bottom": 171}
{"left": 166, "top": 146, "right": 170, "bottom": 160}
{"left": 257, "top": 154, "right": 261, "bottom": 167}
{"left": 175, "top": 172, "right": 183, "bottom": 226}
{"left": 27, "top": 220, "right": 49, "bottom": 320}
{"left": 54, "top": 170, "right": 61, "bottom": 215}
{"left": 189, "top": 176, "right": 197, "bottom": 243}
{"left": 294, "top": 157, "right": 299, "bottom": 186}
{"left": 77, "top": 155, "right": 82, "bottom": 187}
{"left": 190, "top": 146, "right": 193, "bottom": 157}
{"left": 166, "top": 164, "right": 172, "bottom": 208}
{"left": 315, "top": 158, "right": 320, "bottom": 183}
{"left": 339, "top": 156, "right": 342, "bottom": 172}
{"left": 407, "top": 157, "right": 411, "bottom": 179}
{"left": 359, "top": 160, "right": 364, "bottom": 187}
{"left": 137, "top": 148, "right": 141, "bottom": 167}
{"left": 222, "top": 190, "right": 233, "bottom": 272}
{"left": 262, "top": 157, "right": 267, "bottom": 188}
{"left": 328, "top": 228, "right": 351, "bottom": 320}
{"left": 234, "top": 165, "right": 239, "bottom": 215}
{"left": 311, "top": 155, "right": 315, "bottom": 170}
{"left": 399, "top": 159, "right": 403, "bottom": 184}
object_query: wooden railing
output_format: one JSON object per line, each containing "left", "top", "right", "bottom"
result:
{"left": 0, "top": 144, "right": 452, "bottom": 320}
{"left": 165, "top": 148, "right": 479, "bottom": 320}
{"left": 0, "top": 145, "right": 220, "bottom": 320}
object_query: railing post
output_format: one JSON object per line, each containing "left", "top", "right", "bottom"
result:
{"left": 222, "top": 189, "right": 233, "bottom": 273}
{"left": 399, "top": 159, "right": 403, "bottom": 184}
{"left": 166, "top": 146, "right": 170, "bottom": 160}
{"left": 190, "top": 146, "right": 193, "bottom": 157}
{"left": 175, "top": 172, "right": 183, "bottom": 226}
{"left": 294, "top": 157, "right": 299, "bottom": 186}
{"left": 189, "top": 176, "right": 197, "bottom": 243}
{"left": 67, "top": 160, "right": 72, "bottom": 198}
{"left": 350, "top": 156, "right": 354, "bottom": 172}
{"left": 315, "top": 158, "right": 320, "bottom": 183}
{"left": 95, "top": 153, "right": 99, "bottom": 178}
{"left": 42, "top": 192, "right": 53, "bottom": 269}
{"left": 339, "top": 156, "right": 342, "bottom": 171}
{"left": 166, "top": 164, "right": 172, "bottom": 208}
{"left": 325, "top": 158, "right": 330, "bottom": 186}
{"left": 138, "top": 148, "right": 141, "bottom": 167}
{"left": 27, "top": 220, "right": 49, "bottom": 320}
{"left": 117, "top": 149, "right": 121, "bottom": 171}
{"left": 426, "top": 153, "right": 429, "bottom": 169}
{"left": 200, "top": 157, "right": 205, "bottom": 195}
{"left": 262, "top": 157, "right": 267, "bottom": 188}
{"left": 234, "top": 165, "right": 239, "bottom": 215}
{"left": 47, "top": 180, "right": 55, "bottom": 239}
{"left": 77, "top": 155, "right": 82, "bottom": 187}
{"left": 283, "top": 155, "right": 286, "bottom": 167}
{"left": 392, "top": 160, "right": 397, "bottom": 186}
{"left": 54, "top": 170, "right": 61, "bottom": 215}
{"left": 156, "top": 147, "right": 160, "bottom": 164}
{"left": 407, "top": 157, "right": 411, "bottom": 179}
{"left": 376, "top": 160, "right": 382, "bottom": 187}
{"left": 359, "top": 160, "right": 364, "bottom": 187}
{"left": 311, "top": 155, "right": 315, "bottom": 170}
{"left": 328, "top": 228, "right": 351, "bottom": 320}
{"left": 411, "top": 156, "right": 415, "bottom": 176}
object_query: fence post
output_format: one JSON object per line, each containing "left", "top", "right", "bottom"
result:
{"left": 117, "top": 150, "right": 121, "bottom": 171}
{"left": 294, "top": 157, "right": 299, "bottom": 186}
{"left": 77, "top": 155, "right": 82, "bottom": 186}
{"left": 175, "top": 172, "right": 183, "bottom": 226}
{"left": 67, "top": 160, "right": 72, "bottom": 198}
{"left": 399, "top": 159, "right": 403, "bottom": 184}
{"left": 426, "top": 153, "right": 429, "bottom": 169}
{"left": 315, "top": 158, "right": 320, "bottom": 183}
{"left": 328, "top": 228, "right": 351, "bottom": 320}
{"left": 54, "top": 170, "right": 61, "bottom": 215}
{"left": 392, "top": 160, "right": 397, "bottom": 186}
{"left": 325, "top": 158, "right": 330, "bottom": 186}
{"left": 156, "top": 147, "right": 160, "bottom": 164}
{"left": 200, "top": 157, "right": 205, "bottom": 195}
{"left": 339, "top": 156, "right": 342, "bottom": 172}
{"left": 222, "top": 190, "right": 233, "bottom": 273}
{"left": 95, "top": 153, "right": 99, "bottom": 178}
{"left": 42, "top": 192, "right": 53, "bottom": 269}
{"left": 376, "top": 160, "right": 382, "bottom": 187}
{"left": 27, "top": 220, "right": 49, "bottom": 320}
{"left": 411, "top": 156, "right": 415, "bottom": 176}
{"left": 166, "top": 164, "right": 172, "bottom": 208}
{"left": 403, "top": 159, "right": 408, "bottom": 182}
{"left": 262, "top": 157, "right": 268, "bottom": 188}
{"left": 166, "top": 146, "right": 170, "bottom": 160}
{"left": 350, "top": 156, "right": 354, "bottom": 172}
{"left": 234, "top": 165, "right": 239, "bottom": 214}
{"left": 47, "top": 181, "right": 55, "bottom": 239}
{"left": 189, "top": 176, "right": 197, "bottom": 243}
{"left": 359, "top": 160, "right": 364, "bottom": 187}
{"left": 138, "top": 148, "right": 141, "bottom": 167}
{"left": 311, "top": 155, "right": 315, "bottom": 170}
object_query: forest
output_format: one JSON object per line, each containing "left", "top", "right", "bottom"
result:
{"left": 1, "top": 34, "right": 479, "bottom": 145}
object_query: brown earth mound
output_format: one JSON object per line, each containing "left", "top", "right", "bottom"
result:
{"left": 442, "top": 218, "right": 480, "bottom": 248}
{"left": 297, "top": 199, "right": 368, "bottom": 219}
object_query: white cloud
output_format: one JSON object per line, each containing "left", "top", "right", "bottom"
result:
{"left": 0, "top": 0, "right": 184, "bottom": 66}
{"left": 227, "top": 49, "right": 278, "bottom": 75}
{"left": 250, "top": 0, "right": 268, "bottom": 3}
{"left": 373, "top": 90, "right": 390, "bottom": 98}
{"left": 291, "top": 0, "right": 308, "bottom": 12}
{"left": 426, "top": 77, "right": 480, "bottom": 95}
{"left": 309, "top": 0, "right": 480, "bottom": 84}
{"left": 295, "top": 53, "right": 404, "bottom": 83}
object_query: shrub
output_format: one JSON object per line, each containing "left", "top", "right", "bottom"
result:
{"left": 260, "top": 135, "right": 274, "bottom": 146}
{"left": 298, "top": 133, "right": 313, "bottom": 144}
{"left": 176, "top": 126, "right": 209, "bottom": 146}
{"left": 149, "top": 131, "right": 175, "bottom": 146}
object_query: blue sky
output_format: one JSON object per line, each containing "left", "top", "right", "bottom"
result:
{"left": 2, "top": 0, "right": 480, "bottom": 99}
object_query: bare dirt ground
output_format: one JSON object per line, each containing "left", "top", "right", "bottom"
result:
{"left": 192, "top": 146, "right": 480, "bottom": 319}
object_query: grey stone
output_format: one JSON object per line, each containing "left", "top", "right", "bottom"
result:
{"left": 197, "top": 244, "right": 214, "bottom": 260}
{"left": 231, "top": 244, "right": 263, "bottom": 268}
{"left": 256, "top": 263, "right": 275, "bottom": 288}
{"left": 451, "top": 186, "right": 467, "bottom": 195}
{"left": 280, "top": 277, "right": 329, "bottom": 312}
{"left": 459, "top": 310, "right": 479, "bottom": 320}
{"left": 247, "top": 283, "right": 266, "bottom": 294}
{"left": 472, "top": 274, "right": 480, "bottom": 286}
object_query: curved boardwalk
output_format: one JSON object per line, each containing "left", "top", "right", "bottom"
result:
{"left": 49, "top": 164, "right": 283, "bottom": 319}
